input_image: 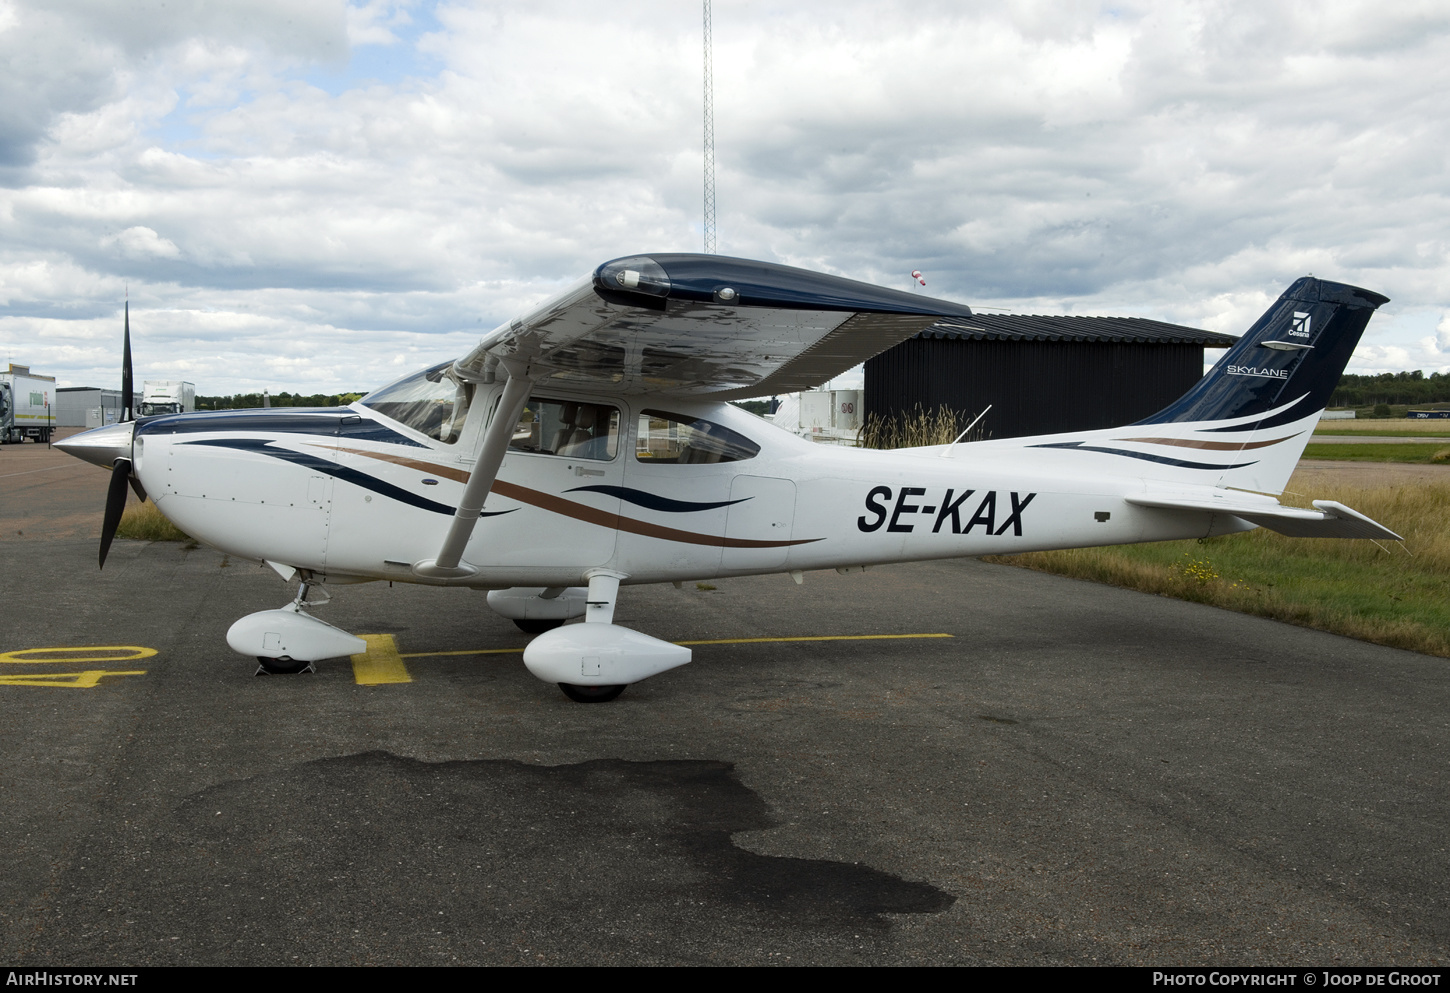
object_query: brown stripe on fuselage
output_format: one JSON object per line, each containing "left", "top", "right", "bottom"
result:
{"left": 329, "top": 445, "right": 472, "bottom": 483}
{"left": 329, "top": 445, "right": 817, "bottom": 550}
{"left": 1112, "top": 433, "right": 1302, "bottom": 451}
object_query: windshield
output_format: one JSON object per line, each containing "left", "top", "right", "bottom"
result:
{"left": 361, "top": 361, "right": 474, "bottom": 444}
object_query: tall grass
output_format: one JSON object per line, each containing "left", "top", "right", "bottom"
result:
{"left": 116, "top": 500, "right": 193, "bottom": 542}
{"left": 985, "top": 476, "right": 1450, "bottom": 658}
{"left": 858, "top": 404, "right": 987, "bottom": 449}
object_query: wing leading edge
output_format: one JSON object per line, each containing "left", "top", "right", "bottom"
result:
{"left": 454, "top": 254, "right": 975, "bottom": 399}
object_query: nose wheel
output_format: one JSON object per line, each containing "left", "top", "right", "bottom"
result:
{"left": 255, "top": 656, "right": 315, "bottom": 675}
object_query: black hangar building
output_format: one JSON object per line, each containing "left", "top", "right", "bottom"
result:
{"left": 864, "top": 313, "right": 1238, "bottom": 440}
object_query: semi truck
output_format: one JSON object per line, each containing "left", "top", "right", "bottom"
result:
{"left": 139, "top": 380, "right": 196, "bottom": 416}
{"left": 0, "top": 364, "right": 56, "bottom": 443}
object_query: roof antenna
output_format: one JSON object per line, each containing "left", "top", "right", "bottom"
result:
{"left": 702, "top": 0, "right": 717, "bottom": 254}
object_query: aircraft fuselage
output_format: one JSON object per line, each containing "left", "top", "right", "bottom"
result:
{"left": 130, "top": 385, "right": 1247, "bottom": 590}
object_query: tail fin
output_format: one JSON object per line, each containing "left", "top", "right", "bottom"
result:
{"left": 1025, "top": 277, "right": 1388, "bottom": 494}
{"left": 1138, "top": 276, "right": 1388, "bottom": 430}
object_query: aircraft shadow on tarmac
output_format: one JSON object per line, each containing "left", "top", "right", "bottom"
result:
{"left": 36, "top": 753, "right": 954, "bottom": 966}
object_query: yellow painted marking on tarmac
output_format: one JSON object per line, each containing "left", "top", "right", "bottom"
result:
{"left": 0, "top": 645, "right": 158, "bottom": 664}
{"left": 398, "top": 647, "right": 524, "bottom": 658}
{"left": 394, "top": 632, "right": 955, "bottom": 661}
{"left": 350, "top": 634, "right": 414, "bottom": 685}
{"left": 0, "top": 671, "right": 147, "bottom": 688}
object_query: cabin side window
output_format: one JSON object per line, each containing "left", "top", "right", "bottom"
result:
{"left": 635, "top": 409, "right": 760, "bottom": 464}
{"left": 360, "top": 362, "right": 474, "bottom": 444}
{"left": 507, "top": 398, "right": 620, "bottom": 461}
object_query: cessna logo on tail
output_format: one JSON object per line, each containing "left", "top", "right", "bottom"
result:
{"left": 1289, "top": 311, "right": 1312, "bottom": 338}
{"left": 1227, "top": 365, "right": 1290, "bottom": 379}
{"left": 858, "top": 486, "right": 1036, "bottom": 536}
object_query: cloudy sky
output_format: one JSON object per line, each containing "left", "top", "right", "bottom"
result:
{"left": 1, "top": 0, "right": 1448, "bottom": 396}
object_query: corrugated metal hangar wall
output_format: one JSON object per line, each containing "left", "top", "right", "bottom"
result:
{"left": 864, "top": 315, "right": 1237, "bottom": 440}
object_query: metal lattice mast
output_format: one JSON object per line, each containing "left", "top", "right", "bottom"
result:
{"left": 702, "top": 0, "right": 717, "bottom": 254}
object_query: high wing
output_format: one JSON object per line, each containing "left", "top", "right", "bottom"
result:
{"left": 453, "top": 254, "right": 975, "bottom": 398}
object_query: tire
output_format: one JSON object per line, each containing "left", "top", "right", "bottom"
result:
{"left": 558, "top": 683, "right": 626, "bottom": 703}
{"left": 256, "top": 656, "right": 311, "bottom": 675}
{"left": 514, "top": 617, "right": 565, "bottom": 634}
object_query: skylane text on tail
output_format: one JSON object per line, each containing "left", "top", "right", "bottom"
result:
{"left": 57, "top": 258, "right": 1398, "bottom": 701}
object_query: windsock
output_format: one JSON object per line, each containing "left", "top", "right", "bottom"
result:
{"left": 911, "top": 270, "right": 926, "bottom": 286}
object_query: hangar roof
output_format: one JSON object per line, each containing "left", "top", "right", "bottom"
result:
{"left": 921, "top": 314, "right": 1237, "bottom": 347}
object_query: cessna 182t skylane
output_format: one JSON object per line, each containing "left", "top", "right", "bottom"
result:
{"left": 58, "top": 254, "right": 1401, "bottom": 701}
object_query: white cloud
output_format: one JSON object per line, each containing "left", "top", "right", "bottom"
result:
{"left": 102, "top": 226, "right": 182, "bottom": 260}
{"left": 0, "top": 0, "right": 1446, "bottom": 395}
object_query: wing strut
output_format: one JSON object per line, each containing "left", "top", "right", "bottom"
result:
{"left": 413, "top": 360, "right": 534, "bottom": 579}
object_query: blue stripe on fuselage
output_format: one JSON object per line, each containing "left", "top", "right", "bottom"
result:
{"left": 178, "top": 438, "right": 514, "bottom": 518}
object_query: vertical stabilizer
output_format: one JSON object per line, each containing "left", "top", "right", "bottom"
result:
{"left": 1138, "top": 277, "right": 1387, "bottom": 430}
{"left": 1020, "top": 277, "right": 1388, "bottom": 495}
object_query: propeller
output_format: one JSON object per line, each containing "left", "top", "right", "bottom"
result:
{"left": 99, "top": 458, "right": 132, "bottom": 568}
{"left": 99, "top": 299, "right": 140, "bottom": 568}
{"left": 121, "top": 300, "right": 133, "bottom": 422}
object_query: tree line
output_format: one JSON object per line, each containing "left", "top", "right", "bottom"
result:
{"left": 197, "top": 392, "right": 364, "bottom": 410}
{"left": 1329, "top": 371, "right": 1450, "bottom": 408}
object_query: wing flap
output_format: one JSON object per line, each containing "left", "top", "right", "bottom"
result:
{"left": 1127, "top": 495, "right": 1403, "bottom": 540}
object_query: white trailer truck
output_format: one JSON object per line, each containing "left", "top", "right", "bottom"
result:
{"left": 0, "top": 364, "right": 56, "bottom": 443}
{"left": 139, "top": 380, "right": 196, "bottom": 416}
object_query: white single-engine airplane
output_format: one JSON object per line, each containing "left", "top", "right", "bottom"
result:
{"left": 59, "top": 255, "right": 1400, "bottom": 701}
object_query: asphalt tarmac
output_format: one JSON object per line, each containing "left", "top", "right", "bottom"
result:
{"left": 2, "top": 527, "right": 1448, "bottom": 966}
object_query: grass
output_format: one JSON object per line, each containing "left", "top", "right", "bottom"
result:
{"left": 1302, "top": 443, "right": 1450, "bottom": 463}
{"left": 116, "top": 500, "right": 193, "bottom": 542}
{"left": 984, "top": 474, "right": 1450, "bottom": 658}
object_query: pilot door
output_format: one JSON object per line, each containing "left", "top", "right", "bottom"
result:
{"left": 480, "top": 394, "right": 624, "bottom": 569}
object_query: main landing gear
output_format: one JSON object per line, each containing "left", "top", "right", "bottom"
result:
{"left": 518, "top": 571, "right": 692, "bottom": 704}
{"left": 513, "top": 617, "right": 565, "bottom": 635}
{"left": 558, "top": 683, "right": 627, "bottom": 703}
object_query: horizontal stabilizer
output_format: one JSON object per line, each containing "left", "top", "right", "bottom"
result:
{"left": 1127, "top": 495, "right": 1402, "bottom": 540}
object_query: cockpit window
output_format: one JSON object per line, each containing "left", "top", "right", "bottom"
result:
{"left": 636, "top": 409, "right": 760, "bottom": 464}
{"left": 361, "top": 361, "right": 474, "bottom": 444}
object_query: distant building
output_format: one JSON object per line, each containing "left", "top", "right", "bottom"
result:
{"left": 864, "top": 314, "right": 1236, "bottom": 440}
{"left": 55, "top": 387, "right": 123, "bottom": 428}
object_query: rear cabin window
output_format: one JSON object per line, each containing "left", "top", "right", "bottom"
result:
{"left": 361, "top": 362, "right": 474, "bottom": 444}
{"left": 635, "top": 409, "right": 760, "bottom": 464}
{"left": 508, "top": 399, "right": 620, "bottom": 461}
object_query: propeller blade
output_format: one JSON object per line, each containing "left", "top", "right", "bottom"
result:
{"left": 99, "top": 458, "right": 132, "bottom": 569}
{"left": 128, "top": 475, "right": 148, "bottom": 503}
{"left": 121, "top": 300, "right": 133, "bottom": 421}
